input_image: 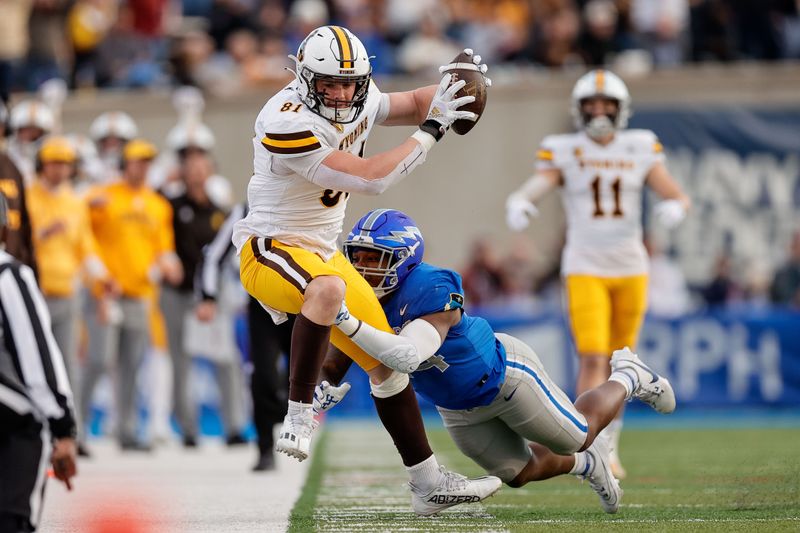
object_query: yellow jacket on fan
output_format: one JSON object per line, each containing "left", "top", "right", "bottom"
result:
{"left": 86, "top": 180, "right": 175, "bottom": 298}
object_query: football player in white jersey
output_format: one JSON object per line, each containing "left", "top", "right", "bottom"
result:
{"left": 505, "top": 69, "right": 690, "bottom": 478}
{"left": 233, "top": 26, "right": 502, "bottom": 510}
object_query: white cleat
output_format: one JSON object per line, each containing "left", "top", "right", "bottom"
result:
{"left": 275, "top": 408, "right": 318, "bottom": 462}
{"left": 581, "top": 435, "right": 622, "bottom": 514}
{"left": 611, "top": 347, "right": 676, "bottom": 414}
{"left": 410, "top": 467, "right": 502, "bottom": 516}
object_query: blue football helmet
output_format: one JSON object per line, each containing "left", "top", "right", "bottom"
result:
{"left": 344, "top": 209, "right": 425, "bottom": 297}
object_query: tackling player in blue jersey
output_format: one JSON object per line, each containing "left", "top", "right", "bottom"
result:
{"left": 315, "top": 208, "right": 677, "bottom": 513}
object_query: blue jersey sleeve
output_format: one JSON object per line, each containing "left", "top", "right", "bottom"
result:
{"left": 409, "top": 267, "right": 465, "bottom": 317}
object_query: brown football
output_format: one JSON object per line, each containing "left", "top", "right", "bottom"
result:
{"left": 441, "top": 51, "right": 488, "bottom": 135}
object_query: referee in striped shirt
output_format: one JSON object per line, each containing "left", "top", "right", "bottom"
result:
{"left": 0, "top": 192, "right": 77, "bottom": 533}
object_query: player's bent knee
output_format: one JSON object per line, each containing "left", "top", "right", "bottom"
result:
{"left": 548, "top": 432, "right": 587, "bottom": 456}
{"left": 305, "top": 276, "right": 346, "bottom": 307}
{"left": 369, "top": 370, "right": 409, "bottom": 398}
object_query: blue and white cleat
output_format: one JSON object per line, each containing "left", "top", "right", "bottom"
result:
{"left": 611, "top": 347, "right": 676, "bottom": 414}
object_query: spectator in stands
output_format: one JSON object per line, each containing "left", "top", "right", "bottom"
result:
{"left": 26, "top": 136, "right": 110, "bottom": 455}
{"left": 23, "top": 0, "right": 71, "bottom": 91}
{"left": 578, "top": 0, "right": 627, "bottom": 66}
{"left": 498, "top": 236, "right": 539, "bottom": 313}
{"left": 0, "top": 0, "right": 32, "bottom": 98}
{"left": 521, "top": 1, "right": 582, "bottom": 67}
{"left": 82, "top": 139, "right": 181, "bottom": 451}
{"left": 67, "top": 0, "right": 117, "bottom": 88}
{"left": 688, "top": 0, "right": 734, "bottom": 62}
{"left": 701, "top": 253, "right": 738, "bottom": 308}
{"left": 397, "top": 7, "right": 462, "bottom": 75}
{"left": 460, "top": 237, "right": 504, "bottom": 308}
{"left": 629, "top": 0, "right": 689, "bottom": 66}
{"left": 770, "top": 230, "right": 800, "bottom": 308}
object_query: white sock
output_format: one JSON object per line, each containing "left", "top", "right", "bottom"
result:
{"left": 609, "top": 368, "right": 639, "bottom": 400}
{"left": 287, "top": 400, "right": 313, "bottom": 416}
{"left": 569, "top": 451, "right": 591, "bottom": 477}
{"left": 406, "top": 454, "right": 444, "bottom": 492}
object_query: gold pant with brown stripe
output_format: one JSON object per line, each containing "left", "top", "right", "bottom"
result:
{"left": 240, "top": 236, "right": 388, "bottom": 371}
{"left": 564, "top": 274, "right": 648, "bottom": 356}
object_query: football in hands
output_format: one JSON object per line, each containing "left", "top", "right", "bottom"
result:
{"left": 440, "top": 51, "right": 489, "bottom": 135}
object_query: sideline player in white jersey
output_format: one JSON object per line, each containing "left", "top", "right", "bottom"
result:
{"left": 505, "top": 69, "right": 690, "bottom": 478}
{"left": 232, "top": 25, "right": 502, "bottom": 512}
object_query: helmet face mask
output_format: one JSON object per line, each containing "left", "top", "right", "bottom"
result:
{"left": 291, "top": 26, "right": 372, "bottom": 124}
{"left": 570, "top": 69, "right": 631, "bottom": 140}
{"left": 344, "top": 209, "right": 424, "bottom": 298}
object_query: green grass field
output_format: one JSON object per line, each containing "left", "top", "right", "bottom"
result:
{"left": 289, "top": 421, "right": 800, "bottom": 532}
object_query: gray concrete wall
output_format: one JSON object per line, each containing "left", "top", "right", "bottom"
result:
{"left": 53, "top": 64, "right": 800, "bottom": 271}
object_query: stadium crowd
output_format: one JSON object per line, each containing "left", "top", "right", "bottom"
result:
{"left": 1, "top": 0, "right": 800, "bottom": 97}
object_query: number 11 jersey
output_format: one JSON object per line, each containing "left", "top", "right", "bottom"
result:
{"left": 536, "top": 129, "right": 665, "bottom": 277}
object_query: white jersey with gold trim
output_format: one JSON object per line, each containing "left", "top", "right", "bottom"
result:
{"left": 536, "top": 130, "right": 665, "bottom": 277}
{"left": 233, "top": 79, "right": 389, "bottom": 260}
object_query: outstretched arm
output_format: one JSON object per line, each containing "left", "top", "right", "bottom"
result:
{"left": 381, "top": 86, "right": 437, "bottom": 127}
{"left": 335, "top": 304, "right": 460, "bottom": 373}
{"left": 309, "top": 74, "right": 476, "bottom": 195}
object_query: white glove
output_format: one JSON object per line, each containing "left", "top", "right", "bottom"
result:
{"left": 313, "top": 380, "right": 351, "bottom": 414}
{"left": 505, "top": 195, "right": 539, "bottom": 231}
{"left": 654, "top": 199, "right": 686, "bottom": 229}
{"left": 421, "top": 74, "right": 477, "bottom": 139}
{"left": 439, "top": 48, "right": 493, "bottom": 87}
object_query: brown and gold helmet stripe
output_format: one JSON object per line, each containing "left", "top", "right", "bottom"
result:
{"left": 330, "top": 26, "right": 354, "bottom": 69}
{"left": 595, "top": 69, "right": 605, "bottom": 93}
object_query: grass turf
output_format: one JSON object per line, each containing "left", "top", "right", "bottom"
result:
{"left": 289, "top": 422, "right": 800, "bottom": 532}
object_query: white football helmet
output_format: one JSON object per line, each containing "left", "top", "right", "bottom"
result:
{"left": 570, "top": 69, "right": 631, "bottom": 140}
{"left": 290, "top": 26, "right": 372, "bottom": 124}
{"left": 166, "top": 120, "right": 215, "bottom": 152}
{"left": 89, "top": 111, "right": 139, "bottom": 142}
{"left": 9, "top": 100, "right": 55, "bottom": 133}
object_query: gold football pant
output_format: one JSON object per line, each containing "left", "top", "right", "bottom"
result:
{"left": 239, "top": 236, "right": 389, "bottom": 371}
{"left": 565, "top": 274, "right": 648, "bottom": 356}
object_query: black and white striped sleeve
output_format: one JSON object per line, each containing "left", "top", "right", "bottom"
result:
{"left": 0, "top": 261, "right": 76, "bottom": 438}
{"left": 196, "top": 203, "right": 247, "bottom": 301}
